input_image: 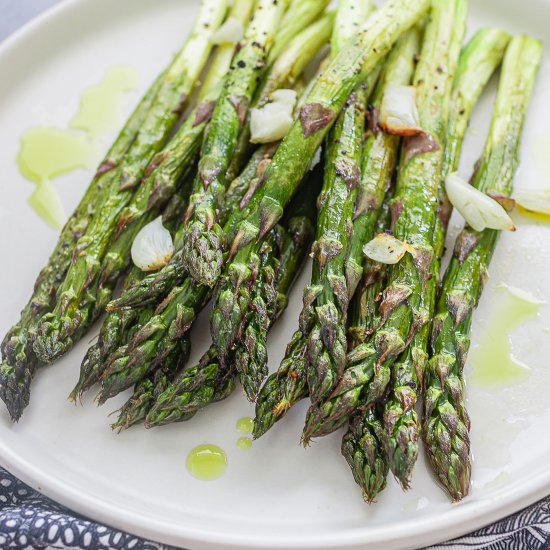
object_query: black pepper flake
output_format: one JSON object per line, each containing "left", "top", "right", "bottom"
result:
{"left": 237, "top": 60, "right": 246, "bottom": 68}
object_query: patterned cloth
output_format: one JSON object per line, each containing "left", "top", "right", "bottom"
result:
{"left": 0, "top": 467, "right": 548, "bottom": 550}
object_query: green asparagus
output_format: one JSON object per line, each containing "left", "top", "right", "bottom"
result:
{"left": 33, "top": 0, "right": 228, "bottom": 363}
{"left": 235, "top": 179, "right": 318, "bottom": 401}
{"left": 181, "top": 0, "right": 288, "bottom": 287}
{"left": 424, "top": 35, "right": 541, "bottom": 501}
{"left": 346, "top": 28, "right": 421, "bottom": 296}
{"left": 0, "top": 53, "right": 169, "bottom": 421}
{"left": 303, "top": 0, "right": 468, "bottom": 443}
{"left": 342, "top": 406, "right": 389, "bottom": 503}
{"left": 148, "top": 182, "right": 317, "bottom": 425}
{"left": 303, "top": 0, "right": 373, "bottom": 405}
{"left": 383, "top": 28, "right": 510, "bottom": 490}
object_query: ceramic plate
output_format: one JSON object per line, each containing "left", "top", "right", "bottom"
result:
{"left": 0, "top": 1, "right": 549, "bottom": 548}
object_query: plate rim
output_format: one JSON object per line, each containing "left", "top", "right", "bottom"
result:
{"left": 0, "top": 1, "right": 549, "bottom": 549}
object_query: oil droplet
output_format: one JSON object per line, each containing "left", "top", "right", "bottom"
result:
{"left": 17, "top": 127, "right": 98, "bottom": 185}
{"left": 516, "top": 205, "right": 550, "bottom": 224}
{"left": 27, "top": 181, "right": 66, "bottom": 230}
{"left": 236, "top": 417, "right": 254, "bottom": 434}
{"left": 17, "top": 66, "right": 138, "bottom": 229}
{"left": 402, "top": 497, "right": 429, "bottom": 512}
{"left": 186, "top": 444, "right": 227, "bottom": 481}
{"left": 236, "top": 436, "right": 253, "bottom": 450}
{"left": 470, "top": 284, "right": 542, "bottom": 387}
{"left": 70, "top": 66, "right": 139, "bottom": 139}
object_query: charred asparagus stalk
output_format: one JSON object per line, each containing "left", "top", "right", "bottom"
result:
{"left": 303, "top": 0, "right": 374, "bottom": 405}
{"left": 303, "top": 0, "right": 468, "bottom": 443}
{"left": 146, "top": 181, "right": 318, "bottom": 426}
{"left": 33, "top": 0, "right": 229, "bottom": 363}
{"left": 424, "top": 35, "right": 541, "bottom": 501}
{"left": 383, "top": 28, "right": 510, "bottom": 490}
{"left": 181, "top": 0, "right": 289, "bottom": 287}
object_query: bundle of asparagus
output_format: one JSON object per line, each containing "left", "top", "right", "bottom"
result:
{"left": 1, "top": 0, "right": 542, "bottom": 507}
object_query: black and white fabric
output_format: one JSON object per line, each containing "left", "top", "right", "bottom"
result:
{"left": 0, "top": 467, "right": 548, "bottom": 549}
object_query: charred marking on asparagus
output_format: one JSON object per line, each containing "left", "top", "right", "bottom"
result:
{"left": 299, "top": 103, "right": 336, "bottom": 137}
{"left": 229, "top": 95, "right": 250, "bottom": 127}
{"left": 403, "top": 132, "right": 440, "bottom": 165}
{"left": 193, "top": 101, "right": 216, "bottom": 127}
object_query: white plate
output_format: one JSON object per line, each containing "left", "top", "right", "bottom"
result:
{"left": 0, "top": 1, "right": 549, "bottom": 549}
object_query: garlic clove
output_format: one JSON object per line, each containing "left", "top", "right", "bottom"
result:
{"left": 379, "top": 84, "right": 423, "bottom": 136}
{"left": 131, "top": 216, "right": 175, "bottom": 271}
{"left": 445, "top": 172, "right": 515, "bottom": 232}
{"left": 211, "top": 17, "right": 244, "bottom": 45}
{"left": 363, "top": 233, "right": 411, "bottom": 265}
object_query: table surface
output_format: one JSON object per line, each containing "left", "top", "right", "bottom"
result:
{"left": 0, "top": 2, "right": 548, "bottom": 550}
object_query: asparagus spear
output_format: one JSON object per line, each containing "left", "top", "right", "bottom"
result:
{"left": 235, "top": 181, "right": 318, "bottom": 401}
{"left": 252, "top": 29, "right": 421, "bottom": 438}
{"left": 303, "top": 0, "right": 468, "bottom": 443}
{"left": 181, "top": 0, "right": 288, "bottom": 287}
{"left": 147, "top": 183, "right": 317, "bottom": 426}
{"left": 267, "top": 0, "right": 331, "bottom": 65}
{"left": 33, "top": 0, "right": 228, "bottom": 363}
{"left": 346, "top": 28, "right": 421, "bottom": 297}
{"left": 342, "top": 406, "right": 389, "bottom": 503}
{"left": 226, "top": 12, "right": 336, "bottom": 184}
{"left": 303, "top": 0, "right": 374, "bottom": 405}
{"left": 98, "top": 0, "right": 256, "bottom": 289}
{"left": 228, "top": 0, "right": 430, "bottom": 261}
{"left": 0, "top": 47, "right": 178, "bottom": 422}
{"left": 111, "top": 335, "right": 191, "bottom": 431}
{"left": 107, "top": 145, "right": 278, "bottom": 312}
{"left": 338, "top": 194, "right": 390, "bottom": 502}
{"left": 424, "top": 35, "right": 541, "bottom": 502}
{"left": 145, "top": 346, "right": 236, "bottom": 427}
{"left": 253, "top": 329, "right": 308, "bottom": 438}
{"left": 234, "top": 233, "right": 280, "bottom": 401}
{"left": 383, "top": 28, "right": 510, "bottom": 490}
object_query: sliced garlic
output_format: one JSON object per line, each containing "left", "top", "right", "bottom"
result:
{"left": 211, "top": 17, "right": 244, "bottom": 45}
{"left": 514, "top": 188, "right": 550, "bottom": 216}
{"left": 131, "top": 216, "right": 175, "bottom": 272}
{"left": 270, "top": 89, "right": 297, "bottom": 107}
{"left": 250, "top": 89, "right": 298, "bottom": 144}
{"left": 445, "top": 173, "right": 515, "bottom": 232}
{"left": 379, "top": 84, "right": 423, "bottom": 136}
{"left": 363, "top": 233, "right": 411, "bottom": 265}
